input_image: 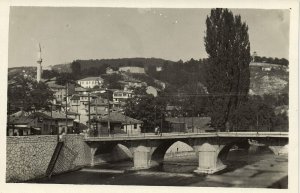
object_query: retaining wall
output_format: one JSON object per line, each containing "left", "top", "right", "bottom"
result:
{"left": 6, "top": 134, "right": 92, "bottom": 182}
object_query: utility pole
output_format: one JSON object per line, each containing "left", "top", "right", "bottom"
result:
{"left": 65, "top": 82, "right": 68, "bottom": 134}
{"left": 160, "top": 112, "right": 163, "bottom": 136}
{"left": 256, "top": 113, "right": 259, "bottom": 134}
{"left": 95, "top": 98, "right": 99, "bottom": 137}
{"left": 125, "top": 111, "right": 128, "bottom": 134}
{"left": 95, "top": 98, "right": 98, "bottom": 118}
{"left": 88, "top": 92, "right": 91, "bottom": 131}
{"left": 107, "top": 90, "right": 110, "bottom": 135}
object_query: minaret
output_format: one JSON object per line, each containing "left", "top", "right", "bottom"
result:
{"left": 37, "top": 43, "right": 43, "bottom": 82}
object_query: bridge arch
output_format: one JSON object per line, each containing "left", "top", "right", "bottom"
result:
{"left": 93, "top": 142, "right": 132, "bottom": 164}
{"left": 151, "top": 140, "right": 195, "bottom": 167}
{"left": 217, "top": 139, "right": 249, "bottom": 162}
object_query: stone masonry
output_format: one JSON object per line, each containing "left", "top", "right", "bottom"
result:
{"left": 6, "top": 134, "right": 92, "bottom": 182}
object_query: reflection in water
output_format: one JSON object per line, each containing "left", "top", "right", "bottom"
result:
{"left": 33, "top": 147, "right": 285, "bottom": 187}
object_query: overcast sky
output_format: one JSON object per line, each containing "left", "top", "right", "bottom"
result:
{"left": 8, "top": 7, "right": 289, "bottom": 68}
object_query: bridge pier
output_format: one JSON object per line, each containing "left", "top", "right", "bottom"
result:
{"left": 194, "top": 143, "right": 226, "bottom": 174}
{"left": 132, "top": 146, "right": 152, "bottom": 170}
{"left": 269, "top": 144, "right": 288, "bottom": 155}
{"left": 90, "top": 147, "right": 97, "bottom": 166}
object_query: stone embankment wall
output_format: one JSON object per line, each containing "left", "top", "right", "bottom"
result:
{"left": 52, "top": 135, "right": 92, "bottom": 175}
{"left": 6, "top": 135, "right": 57, "bottom": 182}
{"left": 6, "top": 134, "right": 92, "bottom": 182}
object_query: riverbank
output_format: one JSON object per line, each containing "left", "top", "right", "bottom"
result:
{"left": 30, "top": 148, "right": 288, "bottom": 188}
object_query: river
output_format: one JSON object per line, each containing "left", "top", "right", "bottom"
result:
{"left": 32, "top": 147, "right": 288, "bottom": 188}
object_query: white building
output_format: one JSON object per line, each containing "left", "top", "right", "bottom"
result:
{"left": 156, "top": 66, "right": 162, "bottom": 72}
{"left": 120, "top": 80, "right": 145, "bottom": 90}
{"left": 119, "top": 66, "right": 145, "bottom": 74}
{"left": 113, "top": 90, "right": 133, "bottom": 106}
{"left": 77, "top": 77, "right": 104, "bottom": 88}
{"left": 106, "top": 67, "right": 117, "bottom": 74}
{"left": 146, "top": 86, "right": 158, "bottom": 97}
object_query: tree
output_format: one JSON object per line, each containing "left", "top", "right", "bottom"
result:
{"left": 204, "top": 9, "right": 251, "bottom": 130}
{"left": 41, "top": 69, "right": 59, "bottom": 80}
{"left": 229, "top": 95, "right": 275, "bottom": 131}
{"left": 56, "top": 72, "right": 76, "bottom": 86}
{"left": 71, "top": 61, "right": 81, "bottom": 78}
{"left": 103, "top": 74, "right": 123, "bottom": 89}
{"left": 29, "top": 82, "right": 55, "bottom": 110}
{"left": 8, "top": 76, "right": 54, "bottom": 113}
{"left": 124, "top": 92, "right": 167, "bottom": 133}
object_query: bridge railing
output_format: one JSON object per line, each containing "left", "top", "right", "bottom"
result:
{"left": 84, "top": 129, "right": 288, "bottom": 139}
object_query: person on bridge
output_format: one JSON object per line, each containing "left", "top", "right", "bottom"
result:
{"left": 155, "top": 126, "right": 159, "bottom": 135}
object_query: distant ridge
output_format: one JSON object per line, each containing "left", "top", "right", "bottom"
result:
{"left": 52, "top": 58, "right": 177, "bottom": 73}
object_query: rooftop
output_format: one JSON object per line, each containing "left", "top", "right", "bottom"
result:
{"left": 75, "top": 87, "right": 88, "bottom": 92}
{"left": 90, "top": 97, "right": 112, "bottom": 106}
{"left": 78, "top": 77, "right": 104, "bottom": 81}
{"left": 113, "top": 90, "right": 133, "bottom": 94}
{"left": 39, "top": 111, "right": 74, "bottom": 120}
{"left": 46, "top": 82, "right": 65, "bottom": 89}
{"left": 92, "top": 112, "right": 143, "bottom": 124}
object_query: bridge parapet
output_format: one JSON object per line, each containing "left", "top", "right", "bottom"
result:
{"left": 84, "top": 132, "right": 289, "bottom": 142}
{"left": 83, "top": 132, "right": 288, "bottom": 174}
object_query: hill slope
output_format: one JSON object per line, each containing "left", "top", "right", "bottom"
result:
{"left": 249, "top": 62, "right": 288, "bottom": 96}
{"left": 52, "top": 58, "right": 176, "bottom": 73}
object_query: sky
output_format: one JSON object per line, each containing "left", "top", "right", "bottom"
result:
{"left": 8, "top": 7, "right": 290, "bottom": 68}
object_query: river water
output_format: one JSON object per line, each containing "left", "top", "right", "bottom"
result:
{"left": 32, "top": 147, "right": 288, "bottom": 188}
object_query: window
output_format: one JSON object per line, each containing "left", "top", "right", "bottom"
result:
{"left": 134, "top": 124, "right": 137, "bottom": 129}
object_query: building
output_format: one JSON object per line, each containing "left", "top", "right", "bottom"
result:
{"left": 146, "top": 86, "right": 158, "bottom": 97}
{"left": 77, "top": 77, "right": 104, "bottom": 88}
{"left": 75, "top": 87, "right": 89, "bottom": 94}
{"left": 113, "top": 90, "right": 133, "bottom": 106}
{"left": 90, "top": 97, "right": 113, "bottom": 119}
{"left": 7, "top": 111, "right": 57, "bottom": 136}
{"left": 154, "top": 80, "right": 166, "bottom": 89}
{"left": 119, "top": 66, "right": 145, "bottom": 74}
{"left": 41, "top": 111, "right": 75, "bottom": 134}
{"left": 106, "top": 67, "right": 118, "bottom": 74}
{"left": 46, "top": 81, "right": 67, "bottom": 104}
{"left": 119, "top": 80, "right": 145, "bottom": 90}
{"left": 156, "top": 66, "right": 162, "bottom": 72}
{"left": 89, "top": 112, "right": 143, "bottom": 136}
{"left": 262, "top": 67, "right": 272, "bottom": 71}
{"left": 69, "top": 91, "right": 98, "bottom": 124}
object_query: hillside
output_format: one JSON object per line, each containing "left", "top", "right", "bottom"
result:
{"left": 51, "top": 58, "right": 176, "bottom": 73}
{"left": 8, "top": 66, "right": 36, "bottom": 80}
{"left": 9, "top": 60, "right": 289, "bottom": 97}
{"left": 249, "top": 62, "right": 288, "bottom": 96}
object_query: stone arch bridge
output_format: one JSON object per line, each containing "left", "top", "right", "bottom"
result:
{"left": 84, "top": 132, "right": 288, "bottom": 174}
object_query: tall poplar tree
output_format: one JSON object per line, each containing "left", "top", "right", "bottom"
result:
{"left": 204, "top": 8, "right": 251, "bottom": 130}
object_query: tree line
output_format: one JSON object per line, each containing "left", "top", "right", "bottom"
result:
{"left": 253, "top": 56, "right": 289, "bottom": 66}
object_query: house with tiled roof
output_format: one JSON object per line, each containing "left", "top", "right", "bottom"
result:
{"left": 7, "top": 111, "right": 58, "bottom": 136}
{"left": 37, "top": 111, "right": 74, "bottom": 134}
{"left": 89, "top": 112, "right": 143, "bottom": 136}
